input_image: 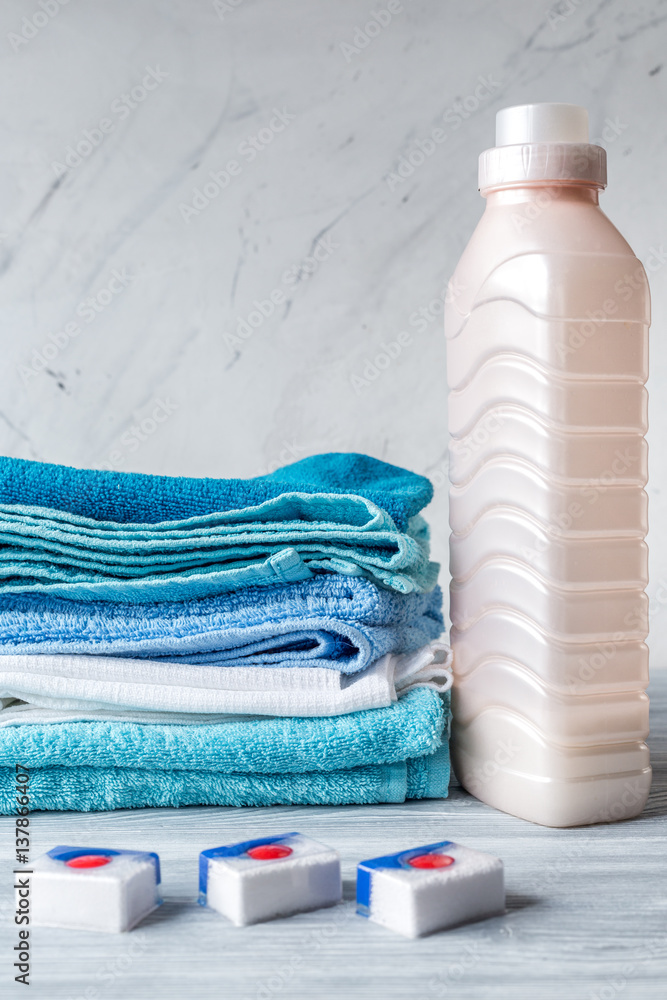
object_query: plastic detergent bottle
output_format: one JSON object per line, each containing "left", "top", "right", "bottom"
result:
{"left": 445, "top": 103, "right": 651, "bottom": 827}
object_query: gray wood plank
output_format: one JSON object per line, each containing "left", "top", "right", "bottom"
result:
{"left": 2, "top": 674, "right": 666, "bottom": 1000}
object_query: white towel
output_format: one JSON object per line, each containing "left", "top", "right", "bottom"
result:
{"left": 0, "top": 641, "right": 452, "bottom": 723}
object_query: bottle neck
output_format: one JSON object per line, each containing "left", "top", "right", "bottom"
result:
{"left": 478, "top": 142, "right": 606, "bottom": 193}
{"left": 484, "top": 184, "right": 600, "bottom": 208}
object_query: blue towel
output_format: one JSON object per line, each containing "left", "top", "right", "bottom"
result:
{"left": 0, "top": 688, "right": 450, "bottom": 811}
{"left": 0, "top": 747, "right": 450, "bottom": 811}
{"left": 0, "top": 452, "right": 431, "bottom": 532}
{"left": 0, "top": 577, "right": 444, "bottom": 673}
{"left": 0, "top": 687, "right": 445, "bottom": 771}
{"left": 0, "top": 494, "right": 437, "bottom": 601}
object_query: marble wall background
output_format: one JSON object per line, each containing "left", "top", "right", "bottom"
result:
{"left": 1, "top": 0, "right": 666, "bottom": 659}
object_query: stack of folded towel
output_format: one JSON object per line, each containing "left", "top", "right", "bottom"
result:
{"left": 0, "top": 452, "right": 452, "bottom": 813}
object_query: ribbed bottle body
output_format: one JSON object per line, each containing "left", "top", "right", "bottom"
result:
{"left": 446, "top": 195, "right": 651, "bottom": 826}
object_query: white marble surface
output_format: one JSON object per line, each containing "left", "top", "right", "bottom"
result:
{"left": 1, "top": 0, "right": 666, "bottom": 656}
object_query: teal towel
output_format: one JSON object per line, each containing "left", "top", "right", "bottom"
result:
{"left": 0, "top": 689, "right": 450, "bottom": 812}
{"left": 0, "top": 688, "right": 445, "bottom": 773}
{"left": 0, "top": 452, "right": 431, "bottom": 532}
{"left": 0, "top": 495, "right": 437, "bottom": 601}
{"left": 0, "top": 745, "right": 451, "bottom": 812}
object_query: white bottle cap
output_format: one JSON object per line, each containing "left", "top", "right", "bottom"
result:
{"left": 478, "top": 102, "right": 606, "bottom": 193}
{"left": 496, "top": 103, "right": 589, "bottom": 146}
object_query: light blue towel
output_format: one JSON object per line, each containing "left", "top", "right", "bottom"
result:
{"left": 0, "top": 687, "right": 445, "bottom": 772}
{"left": 0, "top": 452, "right": 431, "bottom": 532}
{"left": 0, "top": 688, "right": 450, "bottom": 811}
{"left": 0, "top": 746, "right": 450, "bottom": 811}
{"left": 0, "top": 494, "right": 437, "bottom": 601}
{"left": 0, "top": 577, "right": 444, "bottom": 673}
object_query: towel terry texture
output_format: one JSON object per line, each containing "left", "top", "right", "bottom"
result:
{"left": 0, "top": 745, "right": 450, "bottom": 811}
{"left": 0, "top": 686, "right": 444, "bottom": 772}
{"left": 0, "top": 642, "right": 453, "bottom": 718}
{"left": 0, "top": 497, "right": 437, "bottom": 601}
{"left": 0, "top": 577, "right": 443, "bottom": 672}
{"left": 0, "top": 452, "right": 451, "bottom": 811}
{"left": 0, "top": 491, "right": 440, "bottom": 603}
{"left": 0, "top": 452, "right": 430, "bottom": 529}
{"left": 0, "top": 688, "right": 451, "bottom": 811}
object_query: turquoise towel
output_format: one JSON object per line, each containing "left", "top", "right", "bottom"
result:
{"left": 0, "top": 688, "right": 445, "bottom": 772}
{"left": 0, "top": 689, "right": 450, "bottom": 812}
{"left": 0, "top": 494, "right": 437, "bottom": 601}
{"left": 0, "top": 577, "right": 444, "bottom": 674}
{"left": 0, "top": 452, "right": 431, "bottom": 532}
{"left": 0, "top": 746, "right": 450, "bottom": 812}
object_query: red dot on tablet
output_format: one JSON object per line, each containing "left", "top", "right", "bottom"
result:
{"left": 408, "top": 853, "right": 455, "bottom": 869}
{"left": 246, "top": 844, "right": 293, "bottom": 861}
{"left": 65, "top": 855, "right": 111, "bottom": 869}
